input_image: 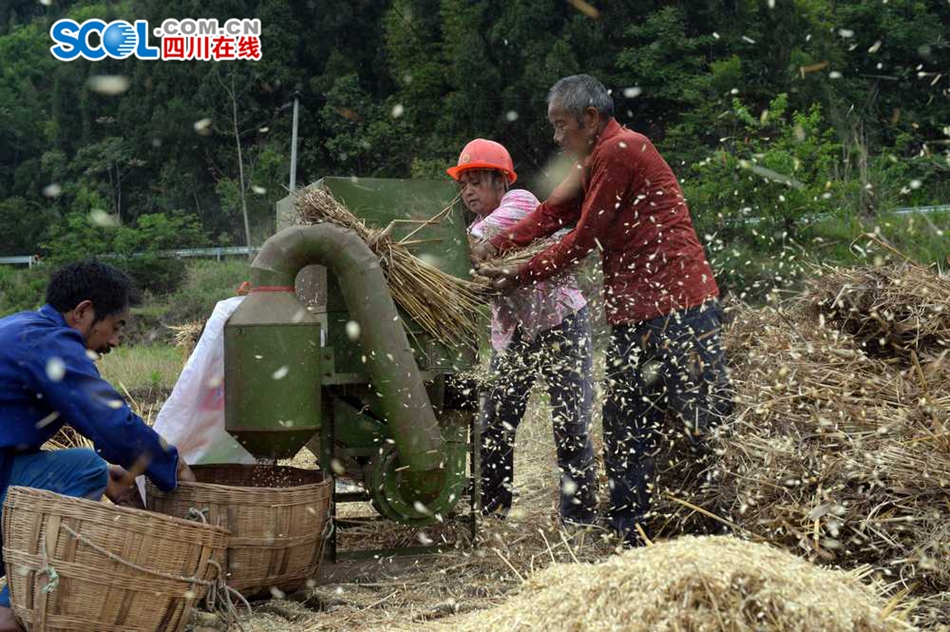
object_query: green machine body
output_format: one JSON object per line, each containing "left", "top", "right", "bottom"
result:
{"left": 224, "top": 290, "right": 322, "bottom": 459}
{"left": 222, "top": 176, "right": 478, "bottom": 528}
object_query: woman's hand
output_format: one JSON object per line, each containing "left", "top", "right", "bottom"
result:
{"left": 476, "top": 263, "right": 521, "bottom": 294}
{"left": 470, "top": 240, "right": 498, "bottom": 264}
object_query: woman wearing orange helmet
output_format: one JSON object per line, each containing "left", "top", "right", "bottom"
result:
{"left": 448, "top": 139, "right": 597, "bottom": 527}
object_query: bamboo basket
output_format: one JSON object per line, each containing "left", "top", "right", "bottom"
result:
{"left": 2, "top": 486, "right": 228, "bottom": 632}
{"left": 147, "top": 464, "right": 332, "bottom": 597}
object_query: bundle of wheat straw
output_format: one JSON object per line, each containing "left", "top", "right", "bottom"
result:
{"left": 492, "top": 238, "right": 556, "bottom": 268}
{"left": 295, "top": 187, "right": 488, "bottom": 350}
{"left": 169, "top": 321, "right": 203, "bottom": 366}
{"left": 470, "top": 238, "right": 563, "bottom": 288}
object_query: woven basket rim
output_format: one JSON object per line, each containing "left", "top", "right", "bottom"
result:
{"left": 153, "top": 464, "right": 331, "bottom": 494}
{"left": 5, "top": 486, "right": 231, "bottom": 536}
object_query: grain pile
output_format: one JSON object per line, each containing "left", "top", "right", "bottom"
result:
{"left": 295, "top": 187, "right": 488, "bottom": 349}
{"left": 414, "top": 536, "right": 913, "bottom": 632}
{"left": 648, "top": 262, "right": 950, "bottom": 626}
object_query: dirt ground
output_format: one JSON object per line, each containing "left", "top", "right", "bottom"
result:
{"left": 196, "top": 395, "right": 620, "bottom": 632}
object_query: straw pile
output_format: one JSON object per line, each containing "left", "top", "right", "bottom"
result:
{"left": 414, "top": 536, "right": 913, "bottom": 632}
{"left": 44, "top": 425, "right": 93, "bottom": 450}
{"left": 650, "top": 262, "right": 950, "bottom": 626}
{"left": 808, "top": 263, "right": 950, "bottom": 362}
{"left": 295, "top": 187, "right": 488, "bottom": 349}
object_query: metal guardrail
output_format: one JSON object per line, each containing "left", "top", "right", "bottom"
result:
{"left": 0, "top": 246, "right": 260, "bottom": 268}
{"left": 891, "top": 205, "right": 950, "bottom": 215}
{"left": 163, "top": 246, "right": 260, "bottom": 260}
{"left": 0, "top": 256, "right": 34, "bottom": 266}
{"left": 722, "top": 204, "right": 949, "bottom": 228}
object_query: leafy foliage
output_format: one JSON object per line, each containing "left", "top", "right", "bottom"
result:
{"left": 163, "top": 258, "right": 250, "bottom": 324}
{"left": 42, "top": 210, "right": 205, "bottom": 294}
{"left": 0, "top": 0, "right": 945, "bottom": 272}
{"left": 687, "top": 94, "right": 842, "bottom": 238}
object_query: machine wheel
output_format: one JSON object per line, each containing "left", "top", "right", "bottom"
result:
{"left": 364, "top": 411, "right": 470, "bottom": 525}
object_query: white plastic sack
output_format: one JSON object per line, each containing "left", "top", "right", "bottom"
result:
{"left": 153, "top": 296, "right": 255, "bottom": 466}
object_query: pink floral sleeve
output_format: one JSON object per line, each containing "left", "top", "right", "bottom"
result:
{"left": 469, "top": 190, "right": 587, "bottom": 351}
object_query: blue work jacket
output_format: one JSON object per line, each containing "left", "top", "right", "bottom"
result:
{"left": 0, "top": 304, "right": 179, "bottom": 494}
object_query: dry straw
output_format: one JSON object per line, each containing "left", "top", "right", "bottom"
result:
{"left": 415, "top": 536, "right": 915, "bottom": 632}
{"left": 169, "top": 320, "right": 204, "bottom": 366}
{"left": 494, "top": 239, "right": 555, "bottom": 268}
{"left": 808, "top": 262, "right": 950, "bottom": 362}
{"left": 468, "top": 238, "right": 558, "bottom": 287}
{"left": 649, "top": 262, "right": 950, "bottom": 627}
{"left": 295, "top": 187, "right": 488, "bottom": 350}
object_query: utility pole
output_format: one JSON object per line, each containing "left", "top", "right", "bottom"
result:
{"left": 226, "top": 74, "right": 253, "bottom": 255}
{"left": 289, "top": 92, "right": 300, "bottom": 193}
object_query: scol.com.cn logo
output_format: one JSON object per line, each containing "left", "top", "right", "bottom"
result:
{"left": 49, "top": 18, "right": 262, "bottom": 62}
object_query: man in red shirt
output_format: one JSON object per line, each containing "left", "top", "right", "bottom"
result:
{"left": 474, "top": 74, "right": 731, "bottom": 545}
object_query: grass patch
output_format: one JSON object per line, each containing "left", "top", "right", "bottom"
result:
{"left": 0, "top": 266, "right": 49, "bottom": 317}
{"left": 98, "top": 344, "right": 183, "bottom": 394}
{"left": 163, "top": 259, "right": 250, "bottom": 324}
{"left": 131, "top": 302, "right": 168, "bottom": 319}
{"left": 703, "top": 210, "right": 949, "bottom": 303}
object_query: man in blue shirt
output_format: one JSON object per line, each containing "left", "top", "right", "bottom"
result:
{"left": 0, "top": 261, "right": 194, "bottom": 631}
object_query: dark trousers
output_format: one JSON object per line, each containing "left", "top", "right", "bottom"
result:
{"left": 602, "top": 302, "right": 732, "bottom": 536}
{"left": 480, "top": 307, "right": 597, "bottom": 523}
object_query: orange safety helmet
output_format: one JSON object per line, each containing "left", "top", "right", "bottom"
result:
{"left": 446, "top": 138, "right": 517, "bottom": 184}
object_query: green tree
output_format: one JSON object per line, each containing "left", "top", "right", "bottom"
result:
{"left": 687, "top": 94, "right": 842, "bottom": 237}
{"left": 75, "top": 137, "right": 144, "bottom": 224}
{"left": 0, "top": 197, "right": 56, "bottom": 255}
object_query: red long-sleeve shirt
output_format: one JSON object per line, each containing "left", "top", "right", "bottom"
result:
{"left": 490, "top": 118, "right": 719, "bottom": 325}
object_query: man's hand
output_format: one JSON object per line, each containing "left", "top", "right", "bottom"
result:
{"left": 106, "top": 464, "right": 144, "bottom": 508}
{"left": 470, "top": 240, "right": 498, "bottom": 264}
{"left": 477, "top": 263, "right": 521, "bottom": 294}
{"left": 0, "top": 601, "right": 23, "bottom": 632}
{"left": 177, "top": 458, "right": 197, "bottom": 483}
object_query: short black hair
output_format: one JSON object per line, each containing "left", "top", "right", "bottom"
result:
{"left": 46, "top": 260, "right": 139, "bottom": 321}
{"left": 548, "top": 74, "right": 615, "bottom": 121}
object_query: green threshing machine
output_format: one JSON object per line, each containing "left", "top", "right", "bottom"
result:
{"left": 222, "top": 177, "right": 480, "bottom": 557}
